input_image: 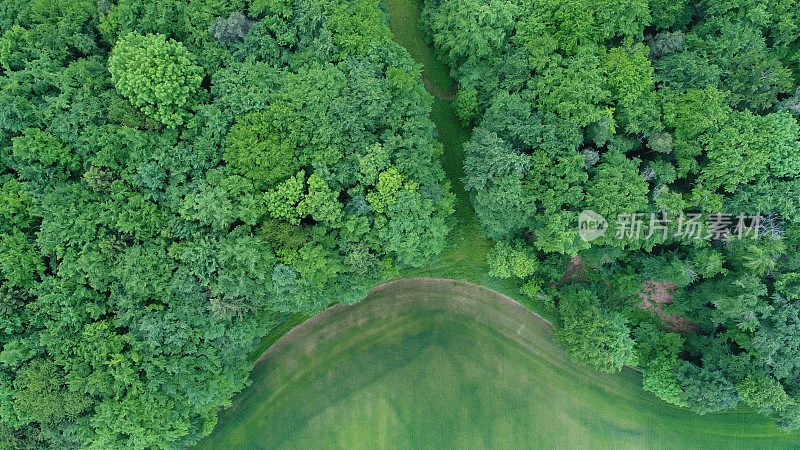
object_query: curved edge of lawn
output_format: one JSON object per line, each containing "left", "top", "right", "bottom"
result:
{"left": 253, "top": 278, "right": 555, "bottom": 366}
{"left": 204, "top": 278, "right": 798, "bottom": 449}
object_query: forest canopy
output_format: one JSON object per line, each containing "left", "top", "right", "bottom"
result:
{"left": 3, "top": 0, "right": 800, "bottom": 446}
{"left": 0, "top": 0, "right": 452, "bottom": 447}
{"left": 422, "top": 0, "right": 800, "bottom": 429}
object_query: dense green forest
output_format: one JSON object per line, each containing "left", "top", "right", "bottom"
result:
{"left": 422, "top": 0, "right": 800, "bottom": 429}
{"left": 2, "top": 0, "right": 800, "bottom": 446}
{"left": 0, "top": 0, "right": 453, "bottom": 447}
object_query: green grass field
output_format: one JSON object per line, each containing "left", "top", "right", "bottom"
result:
{"left": 197, "top": 280, "right": 798, "bottom": 449}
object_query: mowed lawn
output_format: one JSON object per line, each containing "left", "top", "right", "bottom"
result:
{"left": 196, "top": 280, "right": 798, "bottom": 449}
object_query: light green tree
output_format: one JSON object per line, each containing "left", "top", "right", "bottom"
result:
{"left": 488, "top": 240, "right": 538, "bottom": 279}
{"left": 556, "top": 304, "right": 637, "bottom": 373}
{"left": 366, "top": 167, "right": 403, "bottom": 214}
{"left": 737, "top": 373, "right": 795, "bottom": 416}
{"left": 266, "top": 171, "right": 306, "bottom": 225}
{"left": 555, "top": 287, "right": 637, "bottom": 373}
{"left": 298, "top": 173, "right": 343, "bottom": 226}
{"left": 108, "top": 32, "right": 203, "bottom": 127}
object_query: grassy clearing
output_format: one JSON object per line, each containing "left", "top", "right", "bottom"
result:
{"left": 380, "top": 0, "right": 547, "bottom": 321}
{"left": 199, "top": 280, "right": 798, "bottom": 449}
{"left": 383, "top": 0, "right": 552, "bottom": 321}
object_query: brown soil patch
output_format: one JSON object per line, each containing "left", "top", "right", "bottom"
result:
{"left": 549, "top": 256, "right": 600, "bottom": 287}
{"left": 549, "top": 258, "right": 696, "bottom": 333}
{"left": 635, "top": 281, "right": 697, "bottom": 333}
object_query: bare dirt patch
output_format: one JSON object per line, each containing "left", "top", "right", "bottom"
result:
{"left": 635, "top": 281, "right": 697, "bottom": 333}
